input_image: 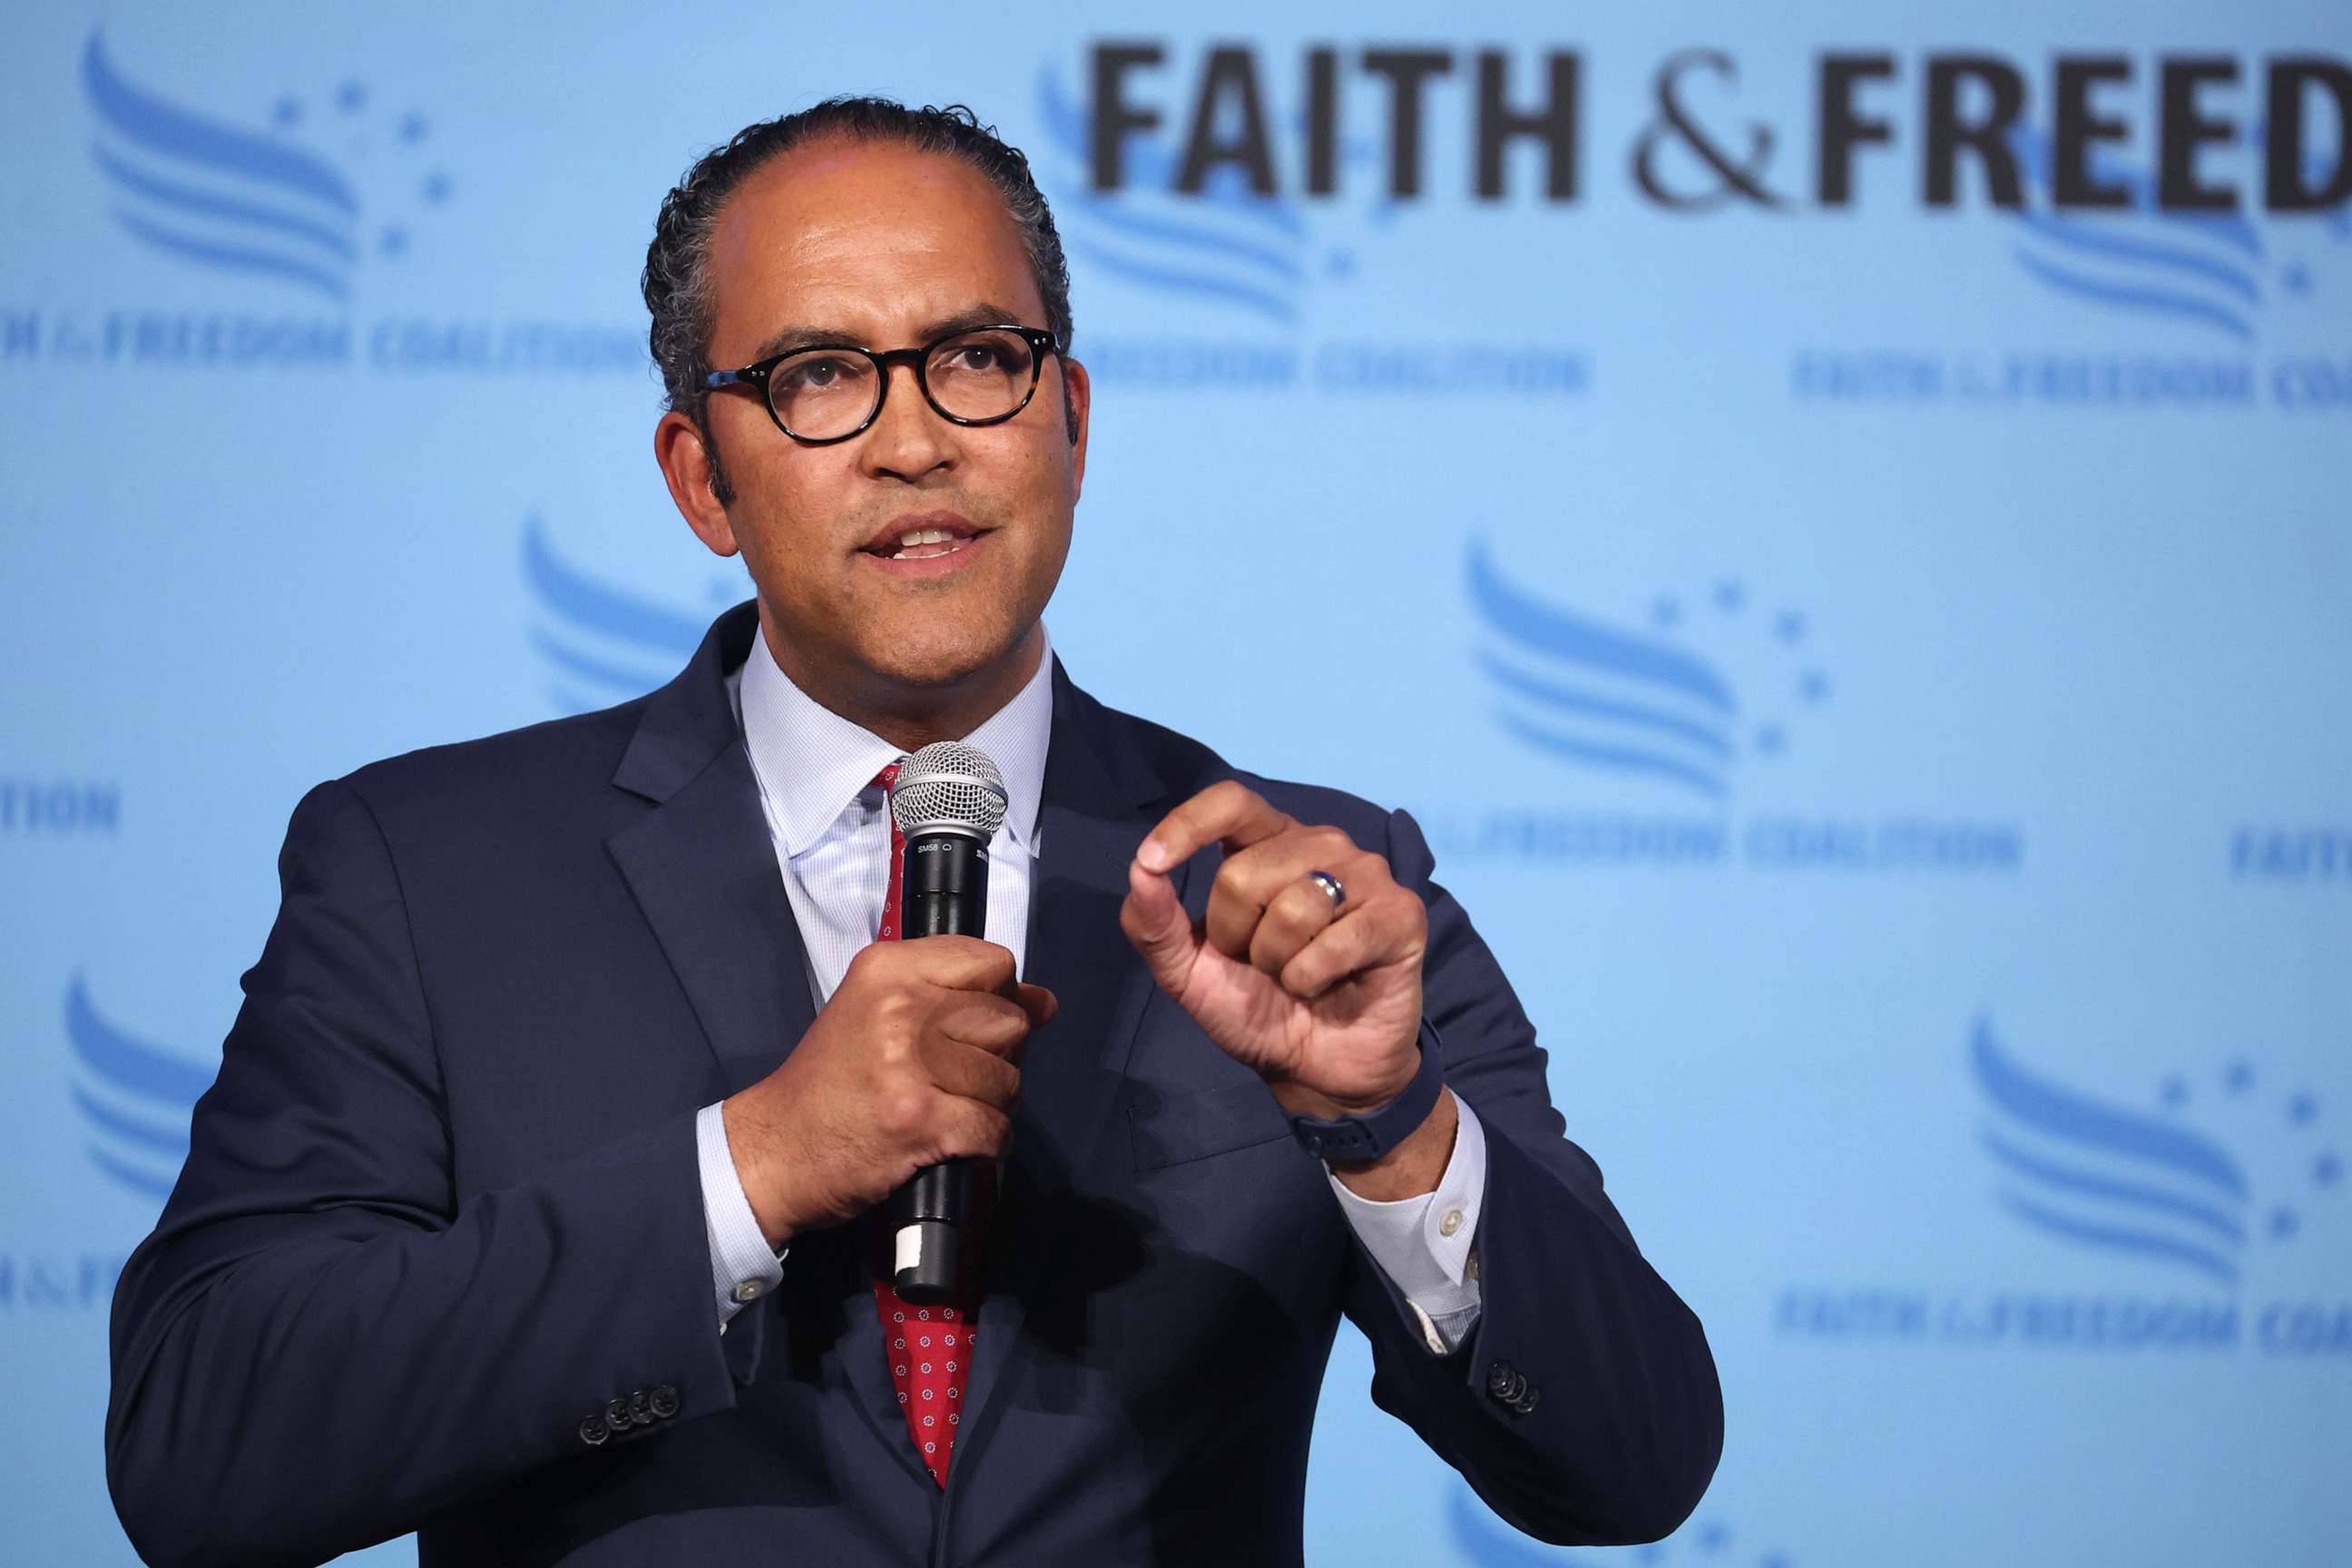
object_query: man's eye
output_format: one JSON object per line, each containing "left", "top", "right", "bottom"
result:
{"left": 782, "top": 355, "right": 860, "bottom": 390}
{"left": 949, "top": 347, "right": 998, "bottom": 370}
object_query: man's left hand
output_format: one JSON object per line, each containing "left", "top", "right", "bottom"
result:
{"left": 1120, "top": 780, "right": 1428, "bottom": 1122}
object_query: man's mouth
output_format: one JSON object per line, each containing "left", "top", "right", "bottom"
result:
{"left": 886, "top": 526, "right": 970, "bottom": 561}
{"left": 860, "top": 511, "right": 986, "bottom": 562}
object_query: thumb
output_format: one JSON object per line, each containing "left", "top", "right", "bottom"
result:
{"left": 1120, "top": 858, "right": 1200, "bottom": 993}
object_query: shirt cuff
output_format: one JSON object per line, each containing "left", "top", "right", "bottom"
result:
{"left": 696, "top": 1101, "right": 787, "bottom": 1332}
{"left": 1325, "top": 1094, "right": 1486, "bottom": 1352}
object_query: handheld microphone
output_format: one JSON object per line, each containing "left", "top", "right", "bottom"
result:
{"left": 885, "top": 740, "right": 1008, "bottom": 1304}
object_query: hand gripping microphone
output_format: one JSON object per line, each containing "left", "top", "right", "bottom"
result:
{"left": 885, "top": 740, "right": 1009, "bottom": 1304}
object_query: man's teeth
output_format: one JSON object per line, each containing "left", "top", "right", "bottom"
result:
{"left": 889, "top": 527, "right": 968, "bottom": 561}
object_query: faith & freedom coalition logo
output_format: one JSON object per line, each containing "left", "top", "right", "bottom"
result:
{"left": 64, "top": 973, "right": 208, "bottom": 1206}
{"left": 1029, "top": 49, "right": 1590, "bottom": 400}
{"left": 1061, "top": 38, "right": 2351, "bottom": 411}
{"left": 0, "top": 777, "right": 121, "bottom": 838}
{"left": 7, "top": 976, "right": 202, "bottom": 1312}
{"left": 1794, "top": 122, "right": 2352, "bottom": 410}
{"left": 83, "top": 30, "right": 447, "bottom": 302}
{"left": 1778, "top": 1017, "right": 2350, "bottom": 1357}
{"left": 522, "top": 515, "right": 742, "bottom": 713}
{"left": 1998, "top": 122, "right": 2338, "bottom": 346}
{"left": 1430, "top": 538, "right": 2021, "bottom": 874}
{"left": 2228, "top": 824, "right": 2352, "bottom": 887}
{"left": 1768, "top": 62, "right": 2352, "bottom": 411}
{"left": 0, "top": 32, "right": 640, "bottom": 377}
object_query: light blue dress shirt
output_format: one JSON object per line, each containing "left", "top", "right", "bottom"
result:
{"left": 696, "top": 625, "right": 1485, "bottom": 1352}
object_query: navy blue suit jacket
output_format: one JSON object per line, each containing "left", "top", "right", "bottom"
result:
{"left": 105, "top": 603, "right": 1720, "bottom": 1567}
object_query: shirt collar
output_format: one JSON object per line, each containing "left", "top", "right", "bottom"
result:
{"left": 735, "top": 620, "right": 1054, "bottom": 858}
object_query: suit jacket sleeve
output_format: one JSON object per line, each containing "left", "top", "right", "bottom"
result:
{"left": 104, "top": 780, "right": 754, "bottom": 1568}
{"left": 1338, "top": 806, "right": 1724, "bottom": 1547}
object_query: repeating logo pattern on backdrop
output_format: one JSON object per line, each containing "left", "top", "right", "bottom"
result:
{"left": 83, "top": 32, "right": 449, "bottom": 303}
{"left": 1466, "top": 537, "right": 1827, "bottom": 804}
{"left": 1972, "top": 1018, "right": 2340, "bottom": 1287}
{"left": 1052, "top": 40, "right": 2351, "bottom": 409}
{"left": 523, "top": 516, "right": 742, "bottom": 714}
{"left": 2001, "top": 124, "right": 2344, "bottom": 346}
{"left": 1438, "top": 539, "right": 2022, "bottom": 874}
{"left": 0, "top": 31, "right": 641, "bottom": 376}
{"left": 1779, "top": 1019, "right": 2350, "bottom": 1356}
{"left": 64, "top": 975, "right": 206, "bottom": 1206}
{"left": 1787, "top": 101, "right": 2352, "bottom": 408}
{"left": 10, "top": 977, "right": 202, "bottom": 1314}
{"left": 1032, "top": 53, "right": 1590, "bottom": 400}
{"left": 0, "top": 778, "right": 120, "bottom": 837}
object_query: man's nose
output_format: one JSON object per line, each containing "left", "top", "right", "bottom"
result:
{"left": 860, "top": 359, "right": 956, "bottom": 480}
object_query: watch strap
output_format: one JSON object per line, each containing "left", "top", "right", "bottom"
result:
{"left": 1288, "top": 1022, "right": 1445, "bottom": 1162}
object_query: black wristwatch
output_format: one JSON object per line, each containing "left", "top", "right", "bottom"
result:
{"left": 1287, "top": 1022, "right": 1446, "bottom": 1162}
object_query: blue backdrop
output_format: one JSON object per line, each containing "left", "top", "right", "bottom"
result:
{"left": 5, "top": 3, "right": 2349, "bottom": 1563}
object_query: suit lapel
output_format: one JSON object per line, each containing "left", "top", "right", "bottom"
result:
{"left": 953, "top": 665, "right": 1184, "bottom": 1476}
{"left": 603, "top": 603, "right": 818, "bottom": 1099}
{"left": 605, "top": 740, "right": 818, "bottom": 1099}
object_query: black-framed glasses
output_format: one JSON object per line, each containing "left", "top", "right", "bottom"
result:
{"left": 702, "top": 324, "right": 1063, "bottom": 445}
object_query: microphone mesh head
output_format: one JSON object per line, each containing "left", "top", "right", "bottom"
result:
{"left": 890, "top": 740, "right": 1009, "bottom": 839}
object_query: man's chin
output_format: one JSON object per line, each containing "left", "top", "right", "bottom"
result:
{"left": 861, "top": 625, "right": 1038, "bottom": 694}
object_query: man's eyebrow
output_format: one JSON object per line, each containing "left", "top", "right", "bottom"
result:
{"left": 740, "top": 303, "right": 1032, "bottom": 366}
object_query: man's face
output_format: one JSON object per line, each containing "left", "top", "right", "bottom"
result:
{"left": 661, "top": 136, "right": 1089, "bottom": 702}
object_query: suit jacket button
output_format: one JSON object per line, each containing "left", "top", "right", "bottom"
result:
{"left": 1511, "top": 1386, "right": 1540, "bottom": 1416}
{"left": 629, "top": 1389, "right": 654, "bottom": 1426}
{"left": 650, "top": 1386, "right": 681, "bottom": 1419}
{"left": 578, "top": 1414, "right": 610, "bottom": 1446}
{"left": 1485, "top": 1360, "right": 1522, "bottom": 1400}
{"left": 605, "top": 1397, "right": 632, "bottom": 1428}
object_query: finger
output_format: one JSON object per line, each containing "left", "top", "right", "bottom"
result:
{"left": 936, "top": 995, "right": 1033, "bottom": 1055}
{"left": 1204, "top": 827, "right": 1367, "bottom": 960}
{"left": 1012, "top": 981, "right": 1058, "bottom": 1026}
{"left": 1135, "top": 780, "right": 1290, "bottom": 874}
{"left": 1121, "top": 857, "right": 1202, "bottom": 995}
{"left": 1246, "top": 877, "right": 1346, "bottom": 978}
{"left": 936, "top": 1098, "right": 1014, "bottom": 1163}
{"left": 924, "top": 1036, "right": 1022, "bottom": 1109}
{"left": 897, "top": 936, "right": 1019, "bottom": 994}
{"left": 1279, "top": 891, "right": 1427, "bottom": 1001}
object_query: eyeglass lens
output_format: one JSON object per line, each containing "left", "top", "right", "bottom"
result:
{"left": 769, "top": 329, "right": 1040, "bottom": 439}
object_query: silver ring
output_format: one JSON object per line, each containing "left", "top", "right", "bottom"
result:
{"left": 1306, "top": 869, "right": 1346, "bottom": 916}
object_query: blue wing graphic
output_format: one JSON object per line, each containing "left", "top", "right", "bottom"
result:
{"left": 1034, "top": 66, "right": 1309, "bottom": 324}
{"left": 2004, "top": 124, "right": 2264, "bottom": 341}
{"left": 65, "top": 974, "right": 211, "bottom": 1202}
{"left": 83, "top": 31, "right": 359, "bottom": 300}
{"left": 521, "top": 516, "right": 708, "bottom": 714}
{"left": 1465, "top": 539, "right": 1737, "bottom": 799}
{"left": 1971, "top": 1017, "right": 2249, "bottom": 1286}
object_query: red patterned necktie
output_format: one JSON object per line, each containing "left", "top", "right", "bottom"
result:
{"left": 869, "top": 761, "right": 990, "bottom": 1488}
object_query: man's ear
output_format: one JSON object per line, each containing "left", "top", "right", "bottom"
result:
{"left": 655, "top": 409, "right": 739, "bottom": 557}
{"left": 1063, "top": 356, "right": 1092, "bottom": 503}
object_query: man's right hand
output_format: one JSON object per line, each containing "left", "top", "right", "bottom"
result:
{"left": 721, "top": 936, "right": 1056, "bottom": 1249}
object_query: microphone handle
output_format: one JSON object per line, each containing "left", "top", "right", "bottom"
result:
{"left": 885, "top": 831, "right": 990, "bottom": 1303}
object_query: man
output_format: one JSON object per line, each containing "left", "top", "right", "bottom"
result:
{"left": 105, "top": 98, "right": 1720, "bottom": 1566}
